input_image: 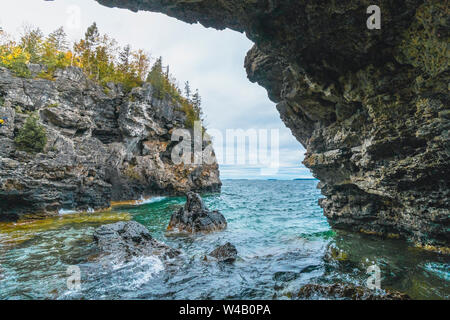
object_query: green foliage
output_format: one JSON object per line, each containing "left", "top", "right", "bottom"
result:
{"left": 103, "top": 87, "right": 111, "bottom": 95}
{"left": 19, "top": 26, "right": 44, "bottom": 64}
{"left": 145, "top": 57, "right": 204, "bottom": 128}
{"left": 14, "top": 115, "right": 47, "bottom": 153}
{"left": 184, "top": 81, "right": 191, "bottom": 100}
{"left": 398, "top": 0, "right": 449, "bottom": 78}
{"left": 147, "top": 56, "right": 165, "bottom": 99}
{"left": 47, "top": 27, "right": 68, "bottom": 51}
{"left": 10, "top": 58, "right": 31, "bottom": 77}
{"left": 180, "top": 89, "right": 203, "bottom": 129}
{"left": 123, "top": 165, "right": 142, "bottom": 181}
{"left": 1, "top": 23, "right": 205, "bottom": 129}
{"left": 181, "top": 100, "right": 198, "bottom": 129}
{"left": 36, "top": 70, "right": 55, "bottom": 80}
{"left": 0, "top": 43, "right": 31, "bottom": 77}
{"left": 14, "top": 105, "right": 23, "bottom": 114}
{"left": 192, "top": 89, "right": 203, "bottom": 120}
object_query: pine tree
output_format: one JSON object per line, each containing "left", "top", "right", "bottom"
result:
{"left": 95, "top": 34, "right": 117, "bottom": 82}
{"left": 147, "top": 57, "right": 164, "bottom": 99}
{"left": 83, "top": 22, "right": 99, "bottom": 76}
{"left": 165, "top": 64, "right": 170, "bottom": 79}
{"left": 132, "top": 49, "right": 150, "bottom": 81}
{"left": 47, "top": 26, "right": 68, "bottom": 51}
{"left": 184, "top": 81, "right": 191, "bottom": 101}
{"left": 19, "top": 26, "right": 43, "bottom": 63}
{"left": 119, "top": 44, "right": 132, "bottom": 73}
{"left": 84, "top": 22, "right": 99, "bottom": 49}
{"left": 192, "top": 89, "right": 203, "bottom": 120}
{"left": 14, "top": 115, "right": 47, "bottom": 153}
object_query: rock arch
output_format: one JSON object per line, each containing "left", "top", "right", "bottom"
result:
{"left": 96, "top": 0, "right": 449, "bottom": 246}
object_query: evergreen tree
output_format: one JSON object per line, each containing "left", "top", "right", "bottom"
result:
{"left": 192, "top": 89, "right": 203, "bottom": 120}
{"left": 82, "top": 22, "right": 99, "bottom": 76}
{"left": 47, "top": 26, "right": 68, "bottom": 51}
{"left": 84, "top": 22, "right": 99, "bottom": 49}
{"left": 132, "top": 49, "right": 150, "bottom": 81}
{"left": 165, "top": 65, "right": 170, "bottom": 78}
{"left": 147, "top": 57, "right": 164, "bottom": 99}
{"left": 184, "top": 81, "right": 191, "bottom": 101}
{"left": 19, "top": 26, "right": 43, "bottom": 63}
{"left": 95, "top": 34, "right": 117, "bottom": 82}
{"left": 14, "top": 115, "right": 47, "bottom": 153}
{"left": 119, "top": 44, "right": 132, "bottom": 73}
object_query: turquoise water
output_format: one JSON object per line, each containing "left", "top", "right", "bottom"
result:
{"left": 0, "top": 180, "right": 448, "bottom": 300}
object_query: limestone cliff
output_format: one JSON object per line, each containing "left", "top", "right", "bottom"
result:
{"left": 0, "top": 65, "right": 221, "bottom": 221}
{"left": 96, "top": 0, "right": 449, "bottom": 246}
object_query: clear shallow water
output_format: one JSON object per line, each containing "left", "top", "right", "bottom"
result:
{"left": 0, "top": 180, "right": 448, "bottom": 300}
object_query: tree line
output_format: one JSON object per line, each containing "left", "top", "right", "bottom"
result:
{"left": 0, "top": 23, "right": 203, "bottom": 127}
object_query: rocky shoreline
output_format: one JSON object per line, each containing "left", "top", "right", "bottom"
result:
{"left": 0, "top": 66, "right": 221, "bottom": 221}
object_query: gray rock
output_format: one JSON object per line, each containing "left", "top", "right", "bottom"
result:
{"left": 93, "top": 221, "right": 181, "bottom": 262}
{"left": 167, "top": 192, "right": 227, "bottom": 233}
{"left": 209, "top": 242, "right": 238, "bottom": 263}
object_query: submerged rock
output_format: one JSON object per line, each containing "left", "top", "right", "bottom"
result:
{"left": 209, "top": 242, "right": 238, "bottom": 263}
{"left": 93, "top": 221, "right": 181, "bottom": 262}
{"left": 297, "top": 283, "right": 410, "bottom": 300}
{"left": 167, "top": 192, "right": 227, "bottom": 233}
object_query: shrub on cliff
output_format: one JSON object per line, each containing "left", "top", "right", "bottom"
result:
{"left": 0, "top": 46, "right": 31, "bottom": 78}
{"left": 14, "top": 115, "right": 47, "bottom": 153}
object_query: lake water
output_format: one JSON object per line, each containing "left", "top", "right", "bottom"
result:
{"left": 0, "top": 180, "right": 448, "bottom": 300}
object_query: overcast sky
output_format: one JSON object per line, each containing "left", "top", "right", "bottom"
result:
{"left": 0, "top": 0, "right": 313, "bottom": 179}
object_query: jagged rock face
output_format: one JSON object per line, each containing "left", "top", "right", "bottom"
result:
{"left": 167, "top": 192, "right": 227, "bottom": 233}
{"left": 0, "top": 66, "right": 221, "bottom": 220}
{"left": 96, "top": 0, "right": 449, "bottom": 246}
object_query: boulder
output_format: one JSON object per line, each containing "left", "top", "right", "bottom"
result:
{"left": 167, "top": 192, "right": 227, "bottom": 233}
{"left": 209, "top": 242, "right": 238, "bottom": 263}
{"left": 93, "top": 221, "right": 181, "bottom": 262}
